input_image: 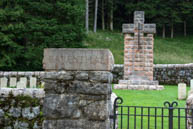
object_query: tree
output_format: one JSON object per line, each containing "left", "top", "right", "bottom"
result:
{"left": 109, "top": 0, "right": 114, "bottom": 31}
{"left": 0, "top": 0, "right": 85, "bottom": 71}
{"left": 94, "top": 0, "right": 98, "bottom": 32}
{"left": 101, "top": 0, "right": 105, "bottom": 30}
{"left": 85, "top": 0, "right": 89, "bottom": 33}
{"left": 178, "top": 0, "right": 193, "bottom": 36}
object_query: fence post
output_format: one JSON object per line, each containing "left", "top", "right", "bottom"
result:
{"left": 164, "top": 101, "right": 178, "bottom": 129}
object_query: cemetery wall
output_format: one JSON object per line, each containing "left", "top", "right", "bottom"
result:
{"left": 0, "top": 63, "right": 192, "bottom": 87}
{"left": 0, "top": 88, "right": 44, "bottom": 129}
{"left": 113, "top": 64, "right": 193, "bottom": 85}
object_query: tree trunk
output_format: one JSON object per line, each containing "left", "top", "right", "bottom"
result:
{"left": 171, "top": 23, "right": 174, "bottom": 38}
{"left": 110, "top": 0, "right": 113, "bottom": 31}
{"left": 184, "top": 20, "right": 187, "bottom": 37}
{"left": 85, "top": 0, "right": 89, "bottom": 33}
{"left": 102, "top": 0, "right": 105, "bottom": 30}
{"left": 162, "top": 24, "right": 165, "bottom": 38}
{"left": 94, "top": 0, "right": 98, "bottom": 33}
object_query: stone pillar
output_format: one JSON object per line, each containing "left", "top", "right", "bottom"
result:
{"left": 114, "top": 11, "right": 164, "bottom": 90}
{"left": 42, "top": 49, "right": 114, "bottom": 129}
{"left": 186, "top": 93, "right": 193, "bottom": 129}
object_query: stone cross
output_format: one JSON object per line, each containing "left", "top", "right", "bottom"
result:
{"left": 122, "top": 11, "right": 156, "bottom": 81}
{"left": 123, "top": 11, "right": 156, "bottom": 35}
{"left": 114, "top": 11, "right": 164, "bottom": 90}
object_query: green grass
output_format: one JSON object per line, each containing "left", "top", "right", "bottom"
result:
{"left": 112, "top": 85, "right": 190, "bottom": 129}
{"left": 84, "top": 31, "right": 193, "bottom": 64}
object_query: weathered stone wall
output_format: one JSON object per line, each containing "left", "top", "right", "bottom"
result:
{"left": 113, "top": 64, "right": 193, "bottom": 85}
{"left": 42, "top": 71, "right": 113, "bottom": 129}
{"left": 1, "top": 63, "right": 193, "bottom": 86}
{"left": 186, "top": 91, "right": 193, "bottom": 129}
{"left": 0, "top": 88, "right": 44, "bottom": 129}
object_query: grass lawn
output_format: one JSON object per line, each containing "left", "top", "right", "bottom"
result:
{"left": 84, "top": 31, "right": 193, "bottom": 64}
{"left": 112, "top": 85, "right": 190, "bottom": 129}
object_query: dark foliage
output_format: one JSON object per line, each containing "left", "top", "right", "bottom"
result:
{"left": 0, "top": 0, "right": 85, "bottom": 71}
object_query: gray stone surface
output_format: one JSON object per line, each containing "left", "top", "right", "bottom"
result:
{"left": 43, "top": 94, "right": 81, "bottom": 119}
{"left": 0, "top": 109, "right": 4, "bottom": 118}
{"left": 14, "top": 120, "right": 29, "bottom": 129}
{"left": 9, "top": 107, "right": 21, "bottom": 118}
{"left": 186, "top": 93, "right": 193, "bottom": 129}
{"left": 43, "top": 48, "right": 114, "bottom": 71}
{"left": 0, "top": 88, "right": 44, "bottom": 128}
{"left": 43, "top": 70, "right": 113, "bottom": 129}
{"left": 0, "top": 88, "right": 45, "bottom": 98}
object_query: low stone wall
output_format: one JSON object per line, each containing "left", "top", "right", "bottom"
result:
{"left": 113, "top": 64, "right": 193, "bottom": 85}
{"left": 0, "top": 88, "right": 44, "bottom": 129}
{"left": 1, "top": 63, "right": 193, "bottom": 86}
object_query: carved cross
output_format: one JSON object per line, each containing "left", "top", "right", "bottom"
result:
{"left": 122, "top": 11, "right": 156, "bottom": 43}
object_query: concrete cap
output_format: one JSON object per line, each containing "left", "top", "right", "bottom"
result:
{"left": 43, "top": 48, "right": 114, "bottom": 71}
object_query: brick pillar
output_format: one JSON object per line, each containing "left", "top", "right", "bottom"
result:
{"left": 42, "top": 49, "right": 114, "bottom": 129}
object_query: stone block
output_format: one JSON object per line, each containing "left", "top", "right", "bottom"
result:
{"left": 178, "top": 83, "right": 187, "bottom": 100}
{"left": 43, "top": 120, "right": 109, "bottom": 129}
{"left": 43, "top": 94, "right": 81, "bottom": 119}
{"left": 73, "top": 81, "right": 112, "bottom": 95}
{"left": 17, "top": 77, "right": 27, "bottom": 88}
{"left": 83, "top": 100, "right": 108, "bottom": 120}
{"left": 43, "top": 48, "right": 114, "bottom": 71}
{"left": 191, "top": 80, "right": 193, "bottom": 90}
{"left": 0, "top": 77, "right": 8, "bottom": 88}
{"left": 30, "top": 77, "right": 37, "bottom": 88}
{"left": 9, "top": 77, "right": 17, "bottom": 87}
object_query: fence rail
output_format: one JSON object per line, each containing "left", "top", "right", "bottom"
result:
{"left": 111, "top": 97, "right": 193, "bottom": 129}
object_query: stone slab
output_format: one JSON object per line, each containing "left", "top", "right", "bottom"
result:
{"left": 0, "top": 77, "right": 8, "bottom": 88}
{"left": 30, "top": 77, "right": 37, "bottom": 88}
{"left": 43, "top": 48, "right": 114, "bottom": 71}
{"left": 191, "top": 80, "right": 193, "bottom": 90}
{"left": 9, "top": 77, "right": 17, "bottom": 87}
{"left": 17, "top": 77, "right": 27, "bottom": 88}
{"left": 119, "top": 80, "right": 159, "bottom": 85}
{"left": 114, "top": 84, "right": 164, "bottom": 90}
{"left": 178, "top": 83, "right": 187, "bottom": 100}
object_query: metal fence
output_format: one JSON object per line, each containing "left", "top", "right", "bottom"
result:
{"left": 111, "top": 97, "right": 193, "bottom": 129}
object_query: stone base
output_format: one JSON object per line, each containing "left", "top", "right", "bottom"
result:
{"left": 114, "top": 80, "right": 164, "bottom": 90}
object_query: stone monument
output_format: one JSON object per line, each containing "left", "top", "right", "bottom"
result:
{"left": 114, "top": 11, "right": 164, "bottom": 90}
{"left": 43, "top": 48, "right": 114, "bottom": 129}
{"left": 178, "top": 83, "right": 186, "bottom": 100}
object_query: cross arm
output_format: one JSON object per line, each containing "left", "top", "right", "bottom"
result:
{"left": 122, "top": 24, "right": 134, "bottom": 33}
{"left": 144, "top": 24, "right": 156, "bottom": 34}
{"left": 122, "top": 24, "right": 156, "bottom": 34}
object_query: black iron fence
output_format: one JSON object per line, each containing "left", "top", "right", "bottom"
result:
{"left": 111, "top": 97, "right": 193, "bottom": 129}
